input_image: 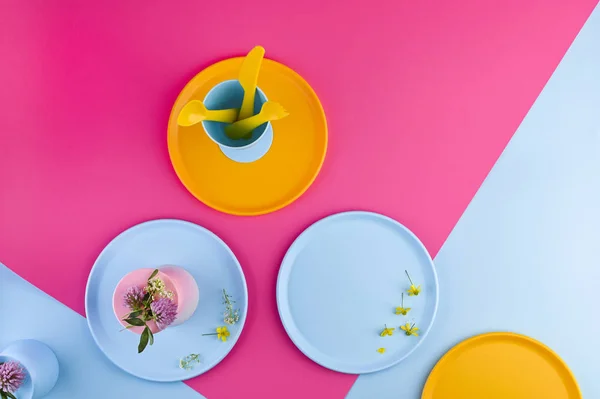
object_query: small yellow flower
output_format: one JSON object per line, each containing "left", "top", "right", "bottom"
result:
{"left": 407, "top": 285, "right": 421, "bottom": 296}
{"left": 400, "top": 322, "right": 419, "bottom": 337}
{"left": 377, "top": 348, "right": 386, "bottom": 354}
{"left": 396, "top": 306, "right": 411, "bottom": 315}
{"left": 216, "top": 326, "right": 230, "bottom": 342}
{"left": 203, "top": 326, "right": 231, "bottom": 341}
{"left": 405, "top": 270, "right": 421, "bottom": 296}
{"left": 380, "top": 324, "right": 395, "bottom": 337}
{"left": 395, "top": 293, "right": 411, "bottom": 315}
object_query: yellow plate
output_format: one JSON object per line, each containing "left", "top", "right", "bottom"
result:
{"left": 168, "top": 58, "right": 327, "bottom": 216}
{"left": 422, "top": 333, "right": 581, "bottom": 399}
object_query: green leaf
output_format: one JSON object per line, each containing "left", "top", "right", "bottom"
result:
{"left": 5, "top": 392, "right": 16, "bottom": 399}
{"left": 148, "top": 269, "right": 159, "bottom": 281}
{"left": 148, "top": 327, "right": 154, "bottom": 346}
{"left": 138, "top": 327, "right": 150, "bottom": 353}
{"left": 128, "top": 310, "right": 143, "bottom": 319}
{"left": 1, "top": 391, "right": 8, "bottom": 399}
{"left": 124, "top": 317, "right": 145, "bottom": 327}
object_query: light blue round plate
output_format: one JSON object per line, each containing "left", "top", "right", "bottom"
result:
{"left": 277, "top": 211, "right": 439, "bottom": 374}
{"left": 85, "top": 219, "right": 248, "bottom": 382}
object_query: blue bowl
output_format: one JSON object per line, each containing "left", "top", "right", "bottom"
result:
{"left": 0, "top": 340, "right": 59, "bottom": 399}
{"left": 202, "top": 80, "right": 269, "bottom": 149}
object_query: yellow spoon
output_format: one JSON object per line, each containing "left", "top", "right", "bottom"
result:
{"left": 237, "top": 46, "right": 265, "bottom": 121}
{"left": 224, "top": 101, "right": 289, "bottom": 140}
{"left": 177, "top": 100, "right": 238, "bottom": 126}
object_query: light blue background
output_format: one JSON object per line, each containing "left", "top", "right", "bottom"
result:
{"left": 349, "top": 4, "right": 600, "bottom": 398}
{"left": 0, "top": 265, "right": 205, "bottom": 399}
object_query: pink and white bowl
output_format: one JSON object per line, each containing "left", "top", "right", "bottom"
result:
{"left": 113, "top": 265, "right": 199, "bottom": 334}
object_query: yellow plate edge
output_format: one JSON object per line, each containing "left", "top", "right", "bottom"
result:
{"left": 421, "top": 332, "right": 582, "bottom": 399}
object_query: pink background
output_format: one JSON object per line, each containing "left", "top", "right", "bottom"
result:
{"left": 1, "top": 1, "right": 597, "bottom": 397}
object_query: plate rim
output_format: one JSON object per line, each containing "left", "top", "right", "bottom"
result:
{"left": 84, "top": 218, "right": 248, "bottom": 382}
{"left": 276, "top": 210, "right": 439, "bottom": 374}
{"left": 167, "top": 57, "right": 328, "bottom": 216}
{"left": 421, "top": 332, "right": 582, "bottom": 398}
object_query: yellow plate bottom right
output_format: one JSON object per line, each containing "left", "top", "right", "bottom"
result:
{"left": 422, "top": 332, "right": 581, "bottom": 399}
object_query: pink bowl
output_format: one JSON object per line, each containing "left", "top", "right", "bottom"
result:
{"left": 112, "top": 266, "right": 199, "bottom": 334}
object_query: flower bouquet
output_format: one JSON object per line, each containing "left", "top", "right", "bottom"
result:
{"left": 113, "top": 266, "right": 199, "bottom": 353}
{"left": 0, "top": 361, "right": 25, "bottom": 399}
{"left": 0, "top": 339, "right": 59, "bottom": 399}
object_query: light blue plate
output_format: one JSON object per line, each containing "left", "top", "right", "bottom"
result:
{"left": 277, "top": 211, "right": 439, "bottom": 374}
{"left": 85, "top": 219, "right": 247, "bottom": 382}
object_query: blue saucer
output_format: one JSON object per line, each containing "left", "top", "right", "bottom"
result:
{"left": 85, "top": 219, "right": 247, "bottom": 382}
{"left": 277, "top": 211, "right": 439, "bottom": 374}
{"left": 219, "top": 126, "right": 273, "bottom": 163}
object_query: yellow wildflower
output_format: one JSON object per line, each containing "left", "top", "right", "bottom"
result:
{"left": 400, "top": 322, "right": 419, "bottom": 337}
{"left": 395, "top": 293, "right": 411, "bottom": 315}
{"left": 377, "top": 348, "right": 386, "bottom": 354}
{"left": 396, "top": 306, "right": 411, "bottom": 315}
{"left": 202, "top": 326, "right": 230, "bottom": 342}
{"left": 380, "top": 324, "right": 395, "bottom": 337}
{"left": 216, "top": 326, "right": 230, "bottom": 342}
{"left": 405, "top": 270, "right": 421, "bottom": 296}
{"left": 407, "top": 285, "right": 421, "bottom": 296}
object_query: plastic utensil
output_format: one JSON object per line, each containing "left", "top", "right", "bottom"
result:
{"left": 177, "top": 100, "right": 238, "bottom": 126}
{"left": 225, "top": 101, "right": 288, "bottom": 139}
{"left": 202, "top": 80, "right": 272, "bottom": 163}
{"left": 237, "top": 46, "right": 265, "bottom": 121}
